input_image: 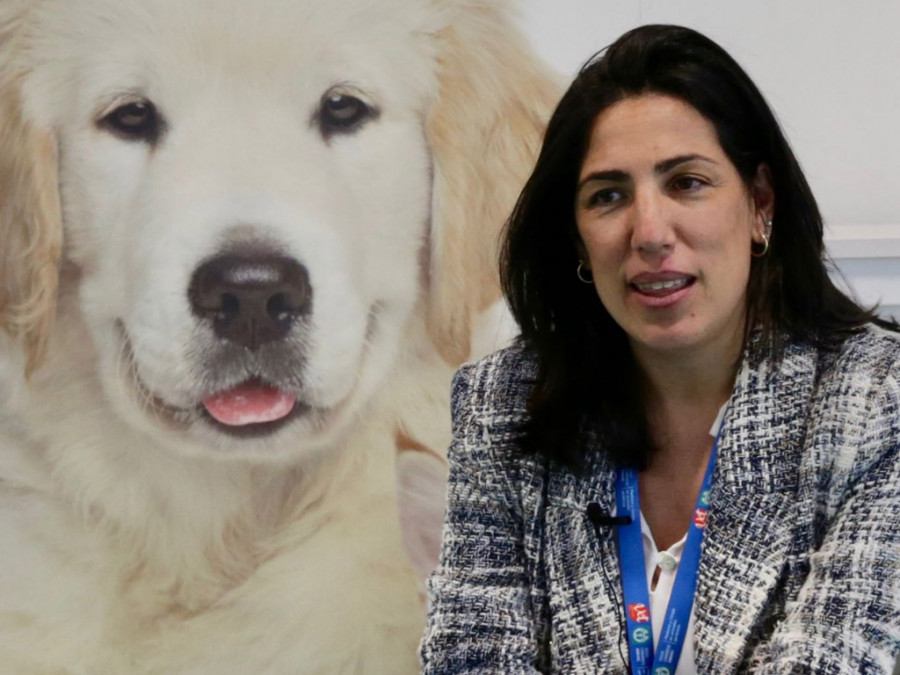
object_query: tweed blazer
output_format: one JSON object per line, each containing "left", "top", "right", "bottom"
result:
{"left": 421, "top": 326, "right": 900, "bottom": 674}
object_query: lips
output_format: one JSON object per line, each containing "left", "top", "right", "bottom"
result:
{"left": 629, "top": 272, "right": 695, "bottom": 297}
{"left": 202, "top": 379, "right": 297, "bottom": 426}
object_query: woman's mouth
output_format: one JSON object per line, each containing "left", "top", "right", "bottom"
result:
{"left": 628, "top": 273, "right": 696, "bottom": 305}
{"left": 632, "top": 276, "right": 694, "bottom": 295}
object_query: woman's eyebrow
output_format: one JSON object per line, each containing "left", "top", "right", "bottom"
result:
{"left": 654, "top": 153, "right": 717, "bottom": 174}
{"left": 576, "top": 169, "right": 628, "bottom": 191}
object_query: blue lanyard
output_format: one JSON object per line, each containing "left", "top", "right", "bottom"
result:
{"left": 615, "top": 435, "right": 719, "bottom": 675}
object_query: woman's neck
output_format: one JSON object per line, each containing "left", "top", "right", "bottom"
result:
{"left": 632, "top": 327, "right": 744, "bottom": 472}
{"left": 632, "top": 330, "right": 742, "bottom": 420}
{"left": 632, "top": 337, "right": 742, "bottom": 550}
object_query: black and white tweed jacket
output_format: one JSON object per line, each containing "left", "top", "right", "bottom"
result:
{"left": 421, "top": 326, "right": 900, "bottom": 674}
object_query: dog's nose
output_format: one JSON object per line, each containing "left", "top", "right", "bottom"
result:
{"left": 189, "top": 254, "right": 312, "bottom": 350}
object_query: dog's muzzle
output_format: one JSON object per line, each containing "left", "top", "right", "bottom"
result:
{"left": 188, "top": 252, "right": 312, "bottom": 428}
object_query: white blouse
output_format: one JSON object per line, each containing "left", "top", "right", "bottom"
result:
{"left": 640, "top": 513, "right": 697, "bottom": 675}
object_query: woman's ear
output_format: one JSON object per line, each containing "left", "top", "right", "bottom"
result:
{"left": 0, "top": 70, "right": 63, "bottom": 376}
{"left": 750, "top": 162, "right": 775, "bottom": 242}
{"left": 424, "top": 1, "right": 560, "bottom": 365}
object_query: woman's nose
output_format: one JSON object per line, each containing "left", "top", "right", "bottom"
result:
{"left": 629, "top": 189, "right": 675, "bottom": 255}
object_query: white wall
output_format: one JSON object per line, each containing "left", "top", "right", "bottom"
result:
{"left": 517, "top": 0, "right": 900, "bottom": 320}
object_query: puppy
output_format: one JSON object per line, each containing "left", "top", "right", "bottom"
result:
{"left": 0, "top": 0, "right": 559, "bottom": 672}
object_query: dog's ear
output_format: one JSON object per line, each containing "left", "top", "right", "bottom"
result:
{"left": 425, "top": 2, "right": 560, "bottom": 364}
{"left": 0, "top": 68, "right": 63, "bottom": 375}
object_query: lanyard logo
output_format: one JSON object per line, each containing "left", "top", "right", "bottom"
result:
{"left": 632, "top": 627, "right": 651, "bottom": 645}
{"left": 693, "top": 507, "right": 709, "bottom": 529}
{"left": 629, "top": 603, "right": 651, "bottom": 623}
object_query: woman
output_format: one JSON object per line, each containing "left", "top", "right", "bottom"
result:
{"left": 420, "top": 25, "right": 900, "bottom": 674}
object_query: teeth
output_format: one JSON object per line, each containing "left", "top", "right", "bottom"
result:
{"left": 635, "top": 278, "right": 689, "bottom": 292}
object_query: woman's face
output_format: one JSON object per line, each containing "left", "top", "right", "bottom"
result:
{"left": 574, "top": 94, "right": 773, "bottom": 362}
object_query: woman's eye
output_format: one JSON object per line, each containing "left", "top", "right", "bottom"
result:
{"left": 318, "top": 92, "right": 376, "bottom": 137}
{"left": 670, "top": 175, "right": 705, "bottom": 192}
{"left": 98, "top": 100, "right": 162, "bottom": 144}
{"left": 586, "top": 188, "right": 624, "bottom": 208}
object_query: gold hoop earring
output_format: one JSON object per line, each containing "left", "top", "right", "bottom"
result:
{"left": 576, "top": 260, "right": 593, "bottom": 284}
{"left": 751, "top": 220, "right": 771, "bottom": 258}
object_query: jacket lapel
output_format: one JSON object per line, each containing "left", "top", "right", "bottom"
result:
{"left": 694, "top": 343, "right": 818, "bottom": 673}
{"left": 544, "top": 436, "right": 631, "bottom": 673}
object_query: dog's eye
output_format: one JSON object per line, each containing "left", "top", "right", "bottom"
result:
{"left": 98, "top": 100, "right": 163, "bottom": 144}
{"left": 318, "top": 93, "right": 375, "bottom": 137}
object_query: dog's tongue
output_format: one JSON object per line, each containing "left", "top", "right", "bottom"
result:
{"left": 202, "top": 382, "right": 296, "bottom": 426}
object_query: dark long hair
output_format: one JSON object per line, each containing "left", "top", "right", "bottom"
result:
{"left": 500, "top": 24, "right": 895, "bottom": 470}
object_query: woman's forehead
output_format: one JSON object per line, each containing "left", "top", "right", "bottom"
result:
{"left": 580, "top": 94, "right": 727, "bottom": 177}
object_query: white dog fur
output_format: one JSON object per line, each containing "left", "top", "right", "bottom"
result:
{"left": 0, "top": 0, "right": 558, "bottom": 672}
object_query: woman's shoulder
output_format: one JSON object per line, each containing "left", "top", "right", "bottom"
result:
{"left": 451, "top": 340, "right": 539, "bottom": 425}
{"left": 792, "top": 325, "right": 900, "bottom": 527}
{"left": 808, "top": 324, "right": 900, "bottom": 463}
{"left": 818, "top": 323, "right": 900, "bottom": 394}
{"left": 448, "top": 341, "right": 543, "bottom": 476}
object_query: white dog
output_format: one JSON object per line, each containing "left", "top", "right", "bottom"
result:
{"left": 0, "top": 0, "right": 558, "bottom": 672}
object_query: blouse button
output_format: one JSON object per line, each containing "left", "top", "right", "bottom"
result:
{"left": 657, "top": 552, "right": 678, "bottom": 571}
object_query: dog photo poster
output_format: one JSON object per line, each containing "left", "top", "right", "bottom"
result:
{"left": 0, "top": 0, "right": 559, "bottom": 672}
